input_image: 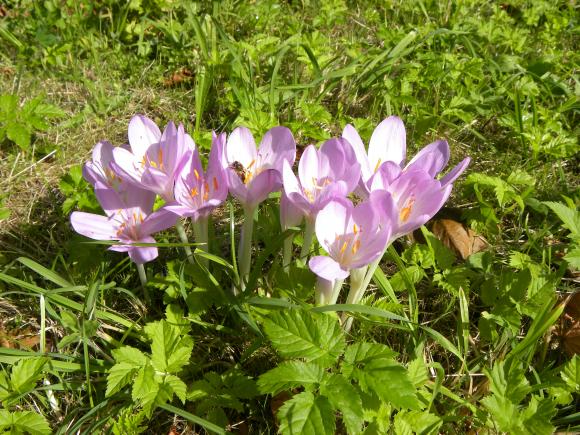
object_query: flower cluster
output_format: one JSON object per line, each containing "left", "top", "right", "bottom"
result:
{"left": 71, "top": 115, "right": 469, "bottom": 303}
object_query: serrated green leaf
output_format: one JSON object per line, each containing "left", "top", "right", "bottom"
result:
{"left": 485, "top": 361, "right": 531, "bottom": 404}
{"left": 520, "top": 395, "right": 556, "bottom": 435}
{"left": 145, "top": 320, "right": 193, "bottom": 374}
{"left": 132, "top": 364, "right": 174, "bottom": 415}
{"left": 10, "top": 357, "right": 47, "bottom": 394}
{"left": 544, "top": 201, "right": 580, "bottom": 236}
{"left": 394, "top": 409, "right": 442, "bottom": 435}
{"left": 0, "top": 410, "right": 51, "bottom": 435}
{"left": 278, "top": 391, "right": 336, "bottom": 435}
{"left": 111, "top": 346, "right": 148, "bottom": 367}
{"left": 165, "top": 374, "right": 187, "bottom": 403}
{"left": 262, "top": 310, "right": 345, "bottom": 366}
{"left": 106, "top": 362, "right": 140, "bottom": 397}
{"left": 342, "top": 342, "right": 398, "bottom": 378}
{"left": 0, "top": 94, "right": 17, "bottom": 115}
{"left": 34, "top": 103, "right": 65, "bottom": 118}
{"left": 320, "top": 374, "right": 363, "bottom": 435}
{"left": 563, "top": 248, "right": 580, "bottom": 270}
{"left": 258, "top": 361, "right": 324, "bottom": 396}
{"left": 6, "top": 121, "right": 31, "bottom": 150}
{"left": 561, "top": 355, "right": 579, "bottom": 392}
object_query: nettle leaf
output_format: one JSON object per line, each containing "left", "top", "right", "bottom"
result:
{"left": 0, "top": 409, "right": 51, "bottom": 435}
{"left": 520, "top": 395, "right": 557, "bottom": 435}
{"left": 278, "top": 391, "right": 335, "bottom": 435}
{"left": 165, "top": 374, "right": 187, "bottom": 404}
{"left": 394, "top": 409, "right": 443, "bottom": 435}
{"left": 262, "top": 309, "right": 345, "bottom": 366}
{"left": 10, "top": 357, "right": 47, "bottom": 395}
{"left": 145, "top": 320, "right": 193, "bottom": 374}
{"left": 320, "top": 374, "right": 363, "bottom": 435}
{"left": 111, "top": 346, "right": 149, "bottom": 366}
{"left": 258, "top": 361, "right": 325, "bottom": 396}
{"left": 485, "top": 361, "right": 531, "bottom": 404}
{"left": 561, "top": 355, "right": 579, "bottom": 392}
{"left": 106, "top": 362, "right": 142, "bottom": 397}
{"left": 5, "top": 121, "right": 31, "bottom": 151}
{"left": 343, "top": 343, "right": 419, "bottom": 410}
{"left": 544, "top": 201, "right": 580, "bottom": 237}
{"left": 563, "top": 247, "right": 580, "bottom": 270}
{"left": 132, "top": 364, "right": 173, "bottom": 415}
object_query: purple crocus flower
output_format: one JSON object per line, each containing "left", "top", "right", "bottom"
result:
{"left": 282, "top": 138, "right": 360, "bottom": 221}
{"left": 111, "top": 115, "right": 194, "bottom": 201}
{"left": 70, "top": 185, "right": 177, "bottom": 264}
{"left": 165, "top": 132, "right": 228, "bottom": 221}
{"left": 224, "top": 126, "right": 296, "bottom": 209}
{"left": 309, "top": 192, "right": 395, "bottom": 284}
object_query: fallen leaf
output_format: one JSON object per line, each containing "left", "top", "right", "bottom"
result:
{"left": 164, "top": 68, "right": 193, "bottom": 87}
{"left": 270, "top": 391, "right": 292, "bottom": 426}
{"left": 559, "top": 292, "right": 580, "bottom": 355}
{"left": 431, "top": 219, "right": 488, "bottom": 260}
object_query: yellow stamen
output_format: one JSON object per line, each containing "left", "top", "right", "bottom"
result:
{"left": 150, "top": 160, "right": 157, "bottom": 168}
{"left": 399, "top": 198, "right": 415, "bottom": 223}
{"left": 141, "top": 155, "right": 146, "bottom": 167}
{"left": 374, "top": 158, "right": 382, "bottom": 173}
{"left": 353, "top": 224, "right": 358, "bottom": 235}
{"left": 212, "top": 177, "right": 218, "bottom": 191}
{"left": 139, "top": 212, "right": 144, "bottom": 223}
{"left": 247, "top": 159, "right": 256, "bottom": 169}
{"left": 190, "top": 187, "right": 199, "bottom": 197}
{"left": 194, "top": 169, "right": 200, "bottom": 180}
{"left": 340, "top": 241, "right": 348, "bottom": 254}
{"left": 158, "top": 148, "right": 163, "bottom": 169}
{"left": 351, "top": 239, "right": 360, "bottom": 254}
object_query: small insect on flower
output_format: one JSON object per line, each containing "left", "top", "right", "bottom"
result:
{"left": 229, "top": 161, "right": 248, "bottom": 183}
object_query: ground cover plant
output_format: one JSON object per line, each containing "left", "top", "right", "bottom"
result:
{"left": 0, "top": 0, "right": 578, "bottom": 433}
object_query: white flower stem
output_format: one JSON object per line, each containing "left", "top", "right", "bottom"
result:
{"left": 300, "top": 217, "right": 315, "bottom": 261}
{"left": 342, "top": 266, "right": 369, "bottom": 331}
{"left": 238, "top": 205, "right": 257, "bottom": 292}
{"left": 176, "top": 219, "right": 194, "bottom": 264}
{"left": 136, "top": 263, "right": 150, "bottom": 304}
{"left": 329, "top": 278, "right": 345, "bottom": 305}
{"left": 193, "top": 216, "right": 209, "bottom": 268}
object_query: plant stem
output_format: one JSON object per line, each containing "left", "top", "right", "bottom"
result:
{"left": 136, "top": 262, "right": 150, "bottom": 305}
{"left": 238, "top": 205, "right": 256, "bottom": 292}
{"left": 342, "top": 266, "right": 368, "bottom": 331}
{"left": 193, "top": 216, "right": 209, "bottom": 268}
{"left": 176, "top": 219, "right": 194, "bottom": 264}
{"left": 300, "top": 217, "right": 315, "bottom": 261}
{"left": 282, "top": 235, "right": 294, "bottom": 273}
{"left": 329, "top": 278, "right": 345, "bottom": 305}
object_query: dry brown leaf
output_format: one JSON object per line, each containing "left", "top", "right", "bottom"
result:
{"left": 559, "top": 292, "right": 580, "bottom": 355}
{"left": 0, "top": 324, "right": 40, "bottom": 349}
{"left": 431, "top": 219, "right": 489, "bottom": 260}
{"left": 163, "top": 69, "right": 193, "bottom": 87}
{"left": 167, "top": 426, "right": 180, "bottom": 435}
{"left": 270, "top": 391, "right": 292, "bottom": 427}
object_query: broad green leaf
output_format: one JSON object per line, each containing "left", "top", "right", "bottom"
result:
{"left": 561, "top": 355, "right": 579, "bottom": 392}
{"left": 0, "top": 410, "right": 51, "bottom": 435}
{"left": 342, "top": 342, "right": 398, "bottom": 378}
{"left": 6, "top": 121, "right": 31, "bottom": 150}
{"left": 481, "top": 394, "right": 521, "bottom": 432}
{"left": 278, "top": 391, "right": 335, "bottom": 435}
{"left": 520, "top": 396, "right": 556, "bottom": 435}
{"left": 563, "top": 247, "right": 580, "bottom": 269}
{"left": 106, "top": 362, "right": 140, "bottom": 397}
{"left": 485, "top": 361, "right": 531, "bottom": 404}
{"left": 132, "top": 364, "right": 158, "bottom": 405}
{"left": 165, "top": 374, "right": 187, "bottom": 404}
{"left": 10, "top": 357, "right": 47, "bottom": 394}
{"left": 0, "top": 94, "right": 17, "bottom": 115}
{"left": 145, "top": 320, "right": 193, "bottom": 373}
{"left": 258, "top": 361, "right": 324, "bottom": 395}
{"left": 111, "top": 346, "right": 148, "bottom": 367}
{"left": 543, "top": 201, "right": 580, "bottom": 236}
{"left": 320, "top": 374, "right": 363, "bottom": 435}
{"left": 262, "top": 309, "right": 345, "bottom": 366}
{"left": 394, "top": 410, "right": 443, "bottom": 435}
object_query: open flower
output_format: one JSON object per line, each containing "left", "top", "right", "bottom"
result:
{"left": 70, "top": 184, "right": 177, "bottom": 264}
{"left": 308, "top": 192, "right": 395, "bottom": 282}
{"left": 282, "top": 138, "right": 360, "bottom": 220}
{"left": 224, "top": 126, "right": 295, "bottom": 209}
{"left": 111, "top": 115, "right": 194, "bottom": 201}
{"left": 165, "top": 132, "right": 228, "bottom": 221}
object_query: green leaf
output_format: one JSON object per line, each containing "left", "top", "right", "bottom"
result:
{"left": 543, "top": 201, "right": 580, "bottom": 236}
{"left": 394, "top": 410, "right": 443, "bottom": 435}
{"left": 344, "top": 344, "right": 419, "bottom": 410}
{"left": 0, "top": 410, "right": 51, "bottom": 435}
{"left": 320, "top": 374, "right": 363, "bottom": 435}
{"left": 145, "top": 320, "right": 193, "bottom": 374}
{"left": 6, "top": 121, "right": 31, "bottom": 150}
{"left": 258, "top": 361, "right": 324, "bottom": 396}
{"left": 131, "top": 364, "right": 173, "bottom": 415}
{"left": 485, "top": 361, "right": 531, "bottom": 404}
{"left": 106, "top": 362, "right": 141, "bottom": 397}
{"left": 262, "top": 309, "right": 345, "bottom": 366}
{"left": 520, "top": 395, "right": 556, "bottom": 435}
{"left": 111, "top": 346, "right": 148, "bottom": 367}
{"left": 561, "top": 355, "right": 579, "bottom": 392}
{"left": 563, "top": 247, "right": 580, "bottom": 270}
{"left": 278, "top": 391, "right": 336, "bottom": 435}
{"left": 0, "top": 94, "right": 17, "bottom": 116}
{"left": 165, "top": 374, "right": 187, "bottom": 404}
{"left": 10, "top": 357, "right": 47, "bottom": 394}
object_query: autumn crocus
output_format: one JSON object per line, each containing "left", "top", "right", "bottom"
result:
{"left": 283, "top": 138, "right": 360, "bottom": 261}
{"left": 111, "top": 115, "right": 194, "bottom": 201}
{"left": 224, "top": 126, "right": 296, "bottom": 290}
{"left": 165, "top": 132, "right": 228, "bottom": 262}
{"left": 308, "top": 192, "right": 395, "bottom": 305}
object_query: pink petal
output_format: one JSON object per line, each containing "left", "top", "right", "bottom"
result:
{"left": 71, "top": 212, "right": 117, "bottom": 240}
{"left": 309, "top": 255, "right": 350, "bottom": 281}
{"left": 226, "top": 127, "right": 257, "bottom": 167}
{"left": 440, "top": 157, "right": 470, "bottom": 187}
{"left": 128, "top": 115, "right": 161, "bottom": 158}
{"left": 257, "top": 126, "right": 296, "bottom": 171}
{"left": 368, "top": 116, "right": 406, "bottom": 170}
{"left": 406, "top": 140, "right": 449, "bottom": 177}
{"left": 342, "top": 124, "right": 371, "bottom": 181}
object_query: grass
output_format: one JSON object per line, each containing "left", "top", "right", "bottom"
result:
{"left": 0, "top": 0, "right": 578, "bottom": 433}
